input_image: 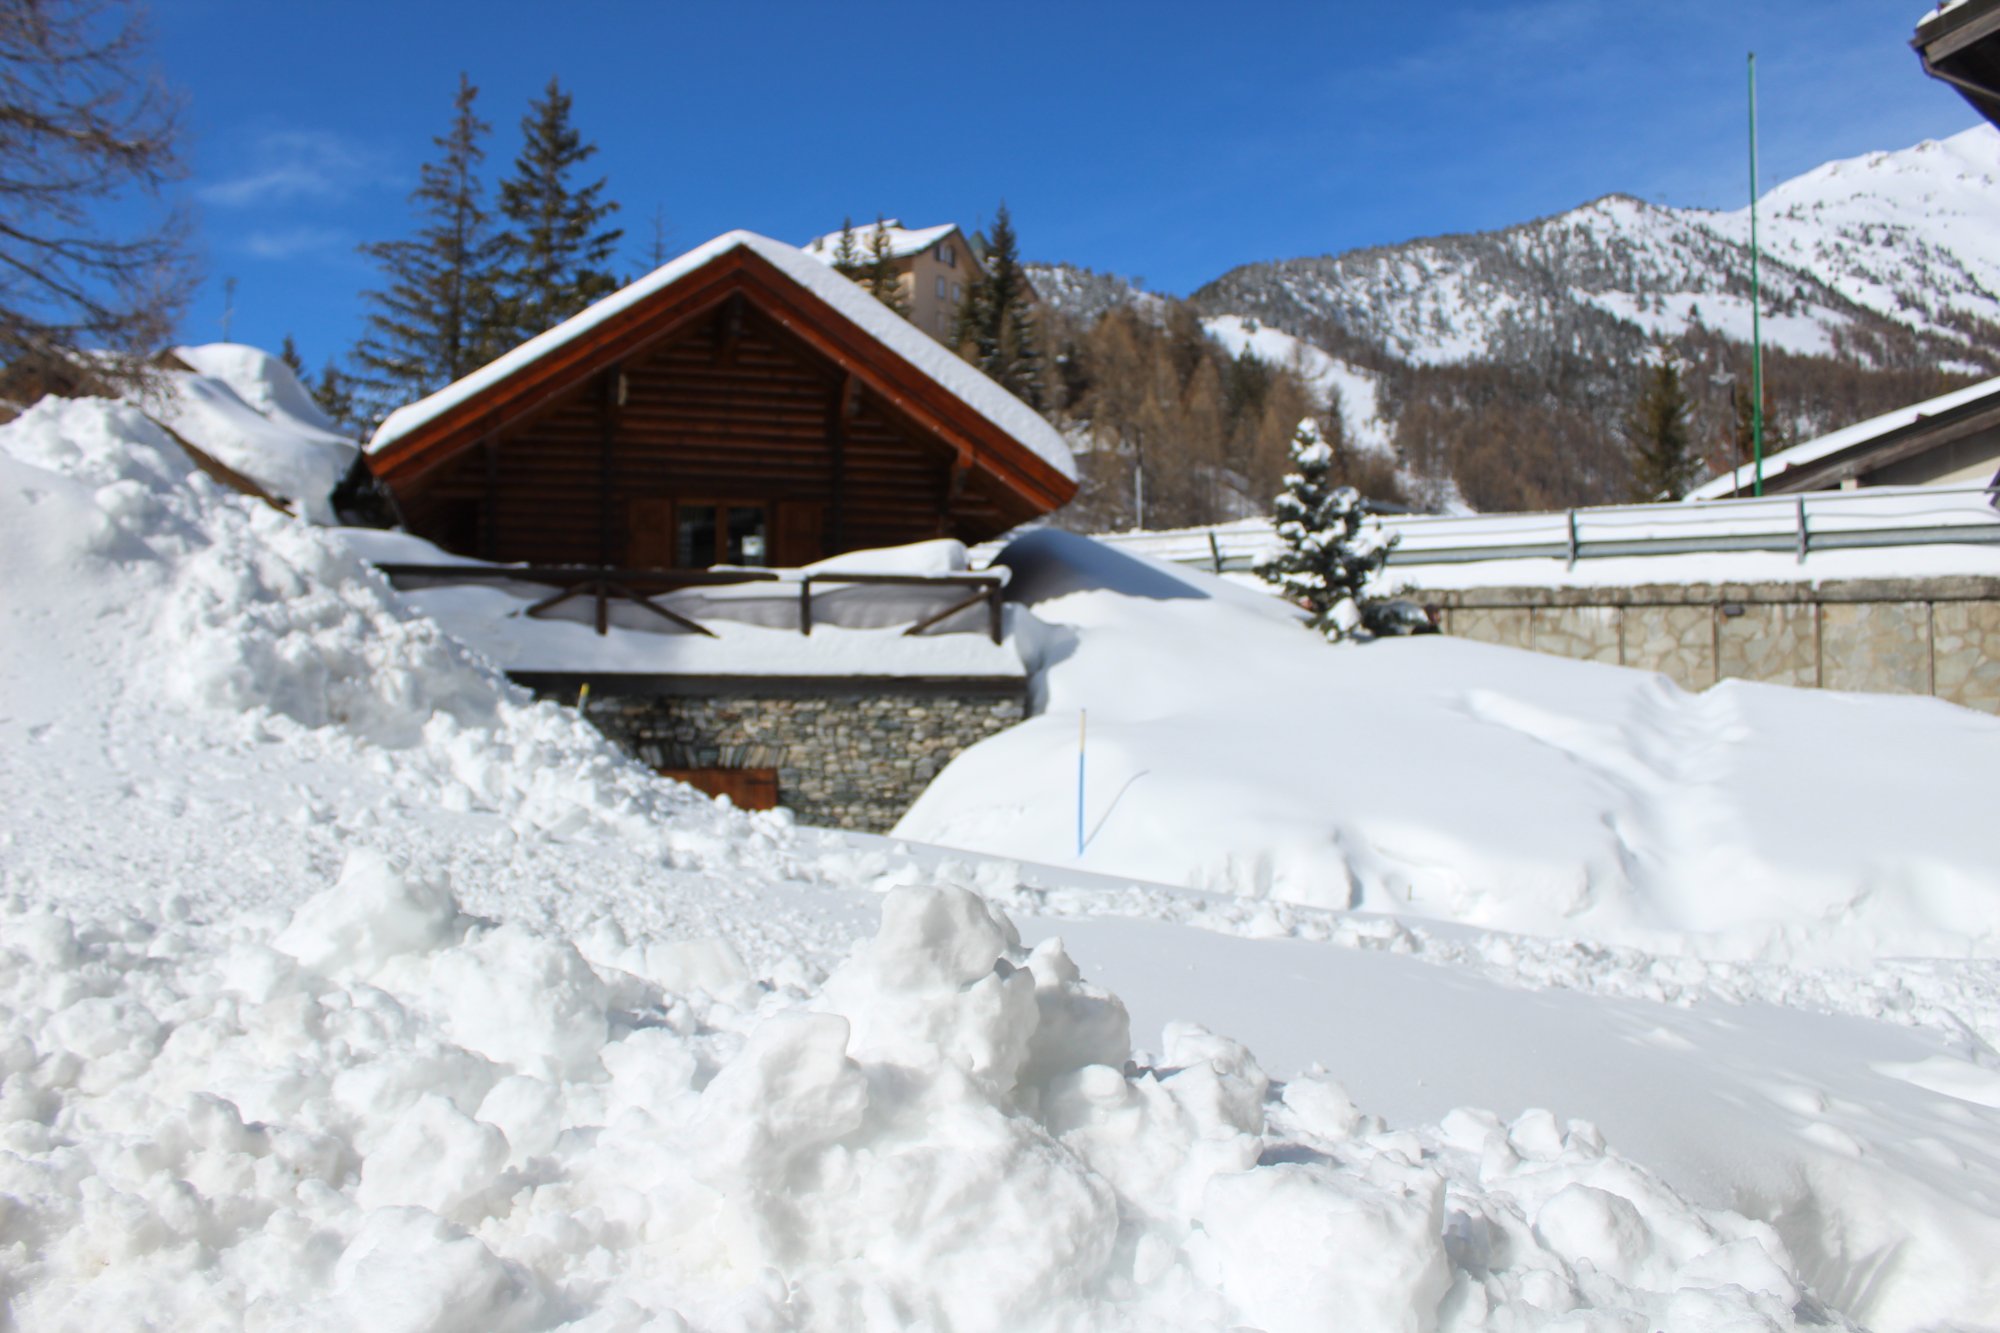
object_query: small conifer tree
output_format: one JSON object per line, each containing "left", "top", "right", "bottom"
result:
{"left": 1256, "top": 419, "right": 1395, "bottom": 641}
{"left": 278, "top": 334, "right": 305, "bottom": 377}
{"left": 1627, "top": 345, "right": 1696, "bottom": 501}
{"left": 863, "top": 215, "right": 910, "bottom": 316}
{"left": 830, "top": 217, "right": 863, "bottom": 278}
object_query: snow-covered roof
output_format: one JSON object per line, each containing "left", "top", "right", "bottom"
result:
{"left": 369, "top": 230, "right": 1073, "bottom": 484}
{"left": 800, "top": 219, "right": 962, "bottom": 265}
{"left": 1686, "top": 372, "right": 2000, "bottom": 499}
{"left": 153, "top": 343, "right": 358, "bottom": 523}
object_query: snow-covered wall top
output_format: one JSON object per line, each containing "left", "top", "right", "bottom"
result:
{"left": 370, "top": 231, "right": 1077, "bottom": 483}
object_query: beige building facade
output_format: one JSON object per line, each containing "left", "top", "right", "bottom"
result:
{"left": 802, "top": 220, "right": 986, "bottom": 346}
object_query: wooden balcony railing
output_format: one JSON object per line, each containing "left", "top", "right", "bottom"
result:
{"left": 373, "top": 563, "right": 1008, "bottom": 643}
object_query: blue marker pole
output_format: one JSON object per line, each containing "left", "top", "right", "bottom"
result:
{"left": 1076, "top": 709, "right": 1087, "bottom": 858}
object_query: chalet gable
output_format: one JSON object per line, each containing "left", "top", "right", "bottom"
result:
{"left": 365, "top": 231, "right": 1075, "bottom": 570}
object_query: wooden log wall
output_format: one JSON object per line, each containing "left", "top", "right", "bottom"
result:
{"left": 399, "top": 302, "right": 1028, "bottom": 567}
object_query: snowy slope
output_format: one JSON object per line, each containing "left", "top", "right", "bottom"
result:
{"left": 5, "top": 388, "right": 2000, "bottom": 1329}
{"left": 1203, "top": 314, "right": 1394, "bottom": 455}
{"left": 1704, "top": 124, "right": 2000, "bottom": 333}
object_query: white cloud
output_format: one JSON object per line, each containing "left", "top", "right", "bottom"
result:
{"left": 242, "top": 225, "right": 349, "bottom": 260}
{"left": 199, "top": 130, "right": 385, "bottom": 209}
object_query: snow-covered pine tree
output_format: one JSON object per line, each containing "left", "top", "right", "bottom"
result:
{"left": 353, "top": 74, "right": 503, "bottom": 415}
{"left": 1256, "top": 419, "right": 1395, "bottom": 641}
{"left": 493, "top": 76, "right": 623, "bottom": 344}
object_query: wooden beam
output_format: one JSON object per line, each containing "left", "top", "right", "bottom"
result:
{"left": 598, "top": 364, "right": 621, "bottom": 568}
{"left": 714, "top": 293, "right": 744, "bottom": 365}
{"left": 828, "top": 373, "right": 851, "bottom": 552}
{"left": 480, "top": 436, "right": 499, "bottom": 560}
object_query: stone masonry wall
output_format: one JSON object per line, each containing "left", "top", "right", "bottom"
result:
{"left": 555, "top": 683, "right": 1027, "bottom": 833}
{"left": 1410, "top": 577, "right": 2000, "bottom": 714}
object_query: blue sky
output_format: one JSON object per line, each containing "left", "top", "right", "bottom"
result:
{"left": 149, "top": 0, "right": 1977, "bottom": 373}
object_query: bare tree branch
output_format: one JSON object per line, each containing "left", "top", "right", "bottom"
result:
{"left": 0, "top": 0, "right": 194, "bottom": 378}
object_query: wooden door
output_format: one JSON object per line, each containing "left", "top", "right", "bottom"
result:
{"left": 626, "top": 498, "right": 674, "bottom": 568}
{"left": 774, "top": 501, "right": 825, "bottom": 566}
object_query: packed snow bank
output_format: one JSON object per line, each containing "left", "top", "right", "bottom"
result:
{"left": 144, "top": 343, "right": 358, "bottom": 522}
{"left": 898, "top": 530, "right": 2000, "bottom": 962}
{"left": 0, "top": 872, "right": 1847, "bottom": 1330}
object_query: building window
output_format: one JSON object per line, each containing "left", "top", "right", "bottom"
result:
{"left": 675, "top": 502, "right": 768, "bottom": 567}
{"left": 936, "top": 275, "right": 948, "bottom": 300}
{"left": 941, "top": 242, "right": 955, "bottom": 267}
{"left": 952, "top": 282, "right": 962, "bottom": 303}
{"left": 937, "top": 312, "right": 949, "bottom": 336}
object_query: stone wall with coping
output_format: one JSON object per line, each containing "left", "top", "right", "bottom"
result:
{"left": 1410, "top": 576, "right": 2000, "bottom": 714}
{"left": 517, "top": 674, "right": 1028, "bottom": 832}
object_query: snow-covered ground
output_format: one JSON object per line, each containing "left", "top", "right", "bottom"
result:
{"left": 4, "top": 368, "right": 1999, "bottom": 1329}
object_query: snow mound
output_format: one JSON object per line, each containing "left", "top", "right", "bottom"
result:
{"left": 899, "top": 529, "right": 2000, "bottom": 963}
{"left": 0, "top": 871, "right": 1836, "bottom": 1330}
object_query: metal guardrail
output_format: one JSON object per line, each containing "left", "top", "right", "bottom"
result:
{"left": 1097, "top": 485, "right": 2000, "bottom": 575}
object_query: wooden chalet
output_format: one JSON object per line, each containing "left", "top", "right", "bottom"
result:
{"left": 366, "top": 231, "right": 1077, "bottom": 571}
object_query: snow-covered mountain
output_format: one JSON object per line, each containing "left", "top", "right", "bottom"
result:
{"left": 1192, "top": 125, "right": 2000, "bottom": 376}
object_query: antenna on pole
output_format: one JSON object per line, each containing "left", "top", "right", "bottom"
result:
{"left": 1748, "top": 52, "right": 1765, "bottom": 497}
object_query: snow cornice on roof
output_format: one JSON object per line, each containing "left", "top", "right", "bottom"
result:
{"left": 368, "top": 231, "right": 1075, "bottom": 501}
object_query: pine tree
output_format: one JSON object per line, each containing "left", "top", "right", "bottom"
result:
{"left": 1729, "top": 375, "right": 1787, "bottom": 467}
{"left": 310, "top": 361, "right": 365, "bottom": 438}
{"left": 493, "top": 77, "right": 623, "bottom": 342}
{"left": 863, "top": 216, "right": 910, "bottom": 316}
{"left": 952, "top": 202, "right": 1042, "bottom": 407}
{"left": 353, "top": 74, "right": 502, "bottom": 404}
{"left": 830, "top": 218, "right": 863, "bottom": 279}
{"left": 1626, "top": 346, "right": 1696, "bottom": 501}
{"left": 278, "top": 334, "right": 305, "bottom": 377}
{"left": 1256, "top": 420, "right": 1396, "bottom": 641}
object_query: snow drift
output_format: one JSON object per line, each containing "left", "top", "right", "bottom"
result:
{"left": 898, "top": 530, "right": 2000, "bottom": 963}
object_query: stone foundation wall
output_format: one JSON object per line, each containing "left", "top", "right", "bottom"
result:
{"left": 518, "top": 675, "right": 1027, "bottom": 832}
{"left": 1411, "top": 577, "right": 2000, "bottom": 714}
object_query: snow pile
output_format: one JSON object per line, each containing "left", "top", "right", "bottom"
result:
{"left": 147, "top": 343, "right": 358, "bottom": 522}
{"left": 899, "top": 530, "right": 2000, "bottom": 961}
{"left": 0, "top": 869, "right": 1837, "bottom": 1330}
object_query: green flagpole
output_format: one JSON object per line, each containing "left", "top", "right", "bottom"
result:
{"left": 1749, "top": 52, "right": 1765, "bottom": 497}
